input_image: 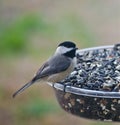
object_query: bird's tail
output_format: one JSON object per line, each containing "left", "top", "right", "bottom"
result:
{"left": 12, "top": 79, "right": 35, "bottom": 98}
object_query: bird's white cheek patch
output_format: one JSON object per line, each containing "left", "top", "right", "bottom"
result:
{"left": 56, "top": 46, "right": 73, "bottom": 55}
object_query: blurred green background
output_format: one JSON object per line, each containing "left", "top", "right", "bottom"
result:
{"left": 0, "top": 0, "right": 120, "bottom": 125}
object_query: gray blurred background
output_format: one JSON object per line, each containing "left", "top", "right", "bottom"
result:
{"left": 0, "top": 0, "right": 120, "bottom": 125}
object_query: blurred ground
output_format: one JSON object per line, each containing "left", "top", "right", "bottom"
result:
{"left": 0, "top": 0, "right": 120, "bottom": 125}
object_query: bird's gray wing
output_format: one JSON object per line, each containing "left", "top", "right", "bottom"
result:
{"left": 32, "top": 55, "right": 70, "bottom": 81}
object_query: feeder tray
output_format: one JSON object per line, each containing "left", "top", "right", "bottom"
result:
{"left": 49, "top": 45, "right": 120, "bottom": 121}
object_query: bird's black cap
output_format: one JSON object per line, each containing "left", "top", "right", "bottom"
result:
{"left": 58, "top": 41, "right": 76, "bottom": 48}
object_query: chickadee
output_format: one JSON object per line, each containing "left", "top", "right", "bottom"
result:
{"left": 13, "top": 41, "right": 78, "bottom": 98}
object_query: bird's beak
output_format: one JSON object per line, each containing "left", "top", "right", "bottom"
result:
{"left": 75, "top": 47, "right": 78, "bottom": 52}
{"left": 75, "top": 47, "right": 78, "bottom": 50}
{"left": 12, "top": 80, "right": 34, "bottom": 98}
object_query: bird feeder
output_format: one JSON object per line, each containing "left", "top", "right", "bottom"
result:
{"left": 49, "top": 44, "right": 120, "bottom": 121}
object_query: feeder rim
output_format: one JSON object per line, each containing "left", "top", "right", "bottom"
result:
{"left": 53, "top": 83, "right": 120, "bottom": 98}
{"left": 76, "top": 44, "right": 114, "bottom": 53}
